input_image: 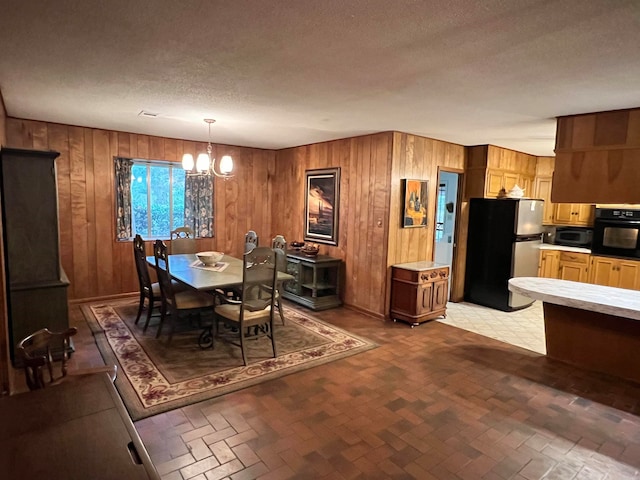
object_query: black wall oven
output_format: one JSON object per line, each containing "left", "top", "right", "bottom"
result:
{"left": 592, "top": 208, "right": 640, "bottom": 259}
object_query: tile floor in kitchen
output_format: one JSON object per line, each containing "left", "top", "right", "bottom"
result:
{"left": 441, "top": 300, "right": 546, "bottom": 354}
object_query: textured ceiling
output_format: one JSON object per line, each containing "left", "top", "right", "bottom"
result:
{"left": 0, "top": 0, "right": 639, "bottom": 156}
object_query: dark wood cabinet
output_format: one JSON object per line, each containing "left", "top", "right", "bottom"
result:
{"left": 390, "top": 262, "right": 449, "bottom": 327}
{"left": 0, "top": 147, "right": 70, "bottom": 363}
{"left": 0, "top": 373, "right": 159, "bottom": 479}
{"left": 281, "top": 251, "right": 342, "bottom": 310}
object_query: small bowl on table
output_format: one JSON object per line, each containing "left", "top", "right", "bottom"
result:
{"left": 290, "top": 241, "right": 305, "bottom": 250}
{"left": 196, "top": 251, "right": 224, "bottom": 266}
{"left": 300, "top": 245, "right": 319, "bottom": 257}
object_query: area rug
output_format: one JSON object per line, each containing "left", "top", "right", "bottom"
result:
{"left": 81, "top": 299, "right": 377, "bottom": 421}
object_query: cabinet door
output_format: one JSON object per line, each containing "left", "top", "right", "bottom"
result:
{"left": 432, "top": 280, "right": 448, "bottom": 312}
{"left": 534, "top": 177, "right": 554, "bottom": 225}
{"left": 417, "top": 283, "right": 434, "bottom": 316}
{"left": 538, "top": 250, "right": 560, "bottom": 278}
{"left": 502, "top": 172, "right": 520, "bottom": 193}
{"left": 485, "top": 170, "right": 505, "bottom": 197}
{"left": 616, "top": 260, "right": 640, "bottom": 290}
{"left": 589, "top": 256, "right": 616, "bottom": 286}
{"left": 553, "top": 204, "right": 574, "bottom": 224}
{"left": 559, "top": 262, "right": 587, "bottom": 282}
{"left": 575, "top": 204, "right": 595, "bottom": 226}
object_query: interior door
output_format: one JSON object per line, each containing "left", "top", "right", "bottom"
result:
{"left": 434, "top": 171, "right": 460, "bottom": 299}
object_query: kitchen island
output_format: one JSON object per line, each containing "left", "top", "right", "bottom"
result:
{"left": 508, "top": 277, "right": 640, "bottom": 384}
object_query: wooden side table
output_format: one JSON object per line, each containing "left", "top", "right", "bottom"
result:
{"left": 390, "top": 261, "right": 449, "bottom": 327}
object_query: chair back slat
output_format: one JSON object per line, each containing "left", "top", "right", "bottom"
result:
{"left": 133, "top": 234, "right": 153, "bottom": 293}
{"left": 170, "top": 226, "right": 196, "bottom": 254}
{"left": 244, "top": 230, "right": 259, "bottom": 253}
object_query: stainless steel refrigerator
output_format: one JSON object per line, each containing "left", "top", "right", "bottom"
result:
{"left": 464, "top": 198, "right": 544, "bottom": 311}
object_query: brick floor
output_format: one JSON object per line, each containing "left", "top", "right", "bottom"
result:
{"left": 58, "top": 300, "right": 640, "bottom": 479}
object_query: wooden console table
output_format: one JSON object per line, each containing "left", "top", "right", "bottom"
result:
{"left": 0, "top": 373, "right": 159, "bottom": 479}
{"left": 281, "top": 251, "right": 342, "bottom": 310}
{"left": 390, "top": 261, "right": 449, "bottom": 327}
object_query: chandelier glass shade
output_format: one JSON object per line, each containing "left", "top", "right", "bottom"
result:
{"left": 182, "top": 119, "right": 233, "bottom": 178}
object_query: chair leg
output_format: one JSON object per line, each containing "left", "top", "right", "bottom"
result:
{"left": 156, "top": 303, "right": 167, "bottom": 339}
{"left": 134, "top": 292, "right": 145, "bottom": 324}
{"left": 142, "top": 296, "right": 155, "bottom": 332}
{"left": 269, "top": 317, "right": 277, "bottom": 359}
{"left": 239, "top": 327, "right": 248, "bottom": 366}
{"left": 276, "top": 296, "right": 285, "bottom": 325}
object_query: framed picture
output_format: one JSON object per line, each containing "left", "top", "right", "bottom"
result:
{"left": 304, "top": 167, "right": 340, "bottom": 246}
{"left": 402, "top": 179, "right": 428, "bottom": 228}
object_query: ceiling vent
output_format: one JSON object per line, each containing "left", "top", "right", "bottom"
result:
{"left": 138, "top": 110, "right": 160, "bottom": 118}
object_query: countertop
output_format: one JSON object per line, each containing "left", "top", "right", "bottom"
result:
{"left": 392, "top": 261, "right": 449, "bottom": 271}
{"left": 508, "top": 277, "right": 640, "bottom": 321}
{"left": 539, "top": 244, "right": 591, "bottom": 254}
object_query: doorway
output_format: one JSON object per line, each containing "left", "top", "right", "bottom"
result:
{"left": 434, "top": 170, "right": 461, "bottom": 299}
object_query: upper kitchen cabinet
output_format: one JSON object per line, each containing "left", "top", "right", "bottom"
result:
{"left": 533, "top": 156, "right": 555, "bottom": 225}
{"left": 465, "top": 145, "right": 536, "bottom": 199}
{"left": 553, "top": 107, "right": 640, "bottom": 204}
{"left": 553, "top": 203, "right": 595, "bottom": 226}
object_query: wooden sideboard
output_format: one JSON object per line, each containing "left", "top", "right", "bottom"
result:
{"left": 390, "top": 261, "right": 449, "bottom": 327}
{"left": 0, "top": 373, "right": 159, "bottom": 479}
{"left": 281, "top": 251, "right": 342, "bottom": 310}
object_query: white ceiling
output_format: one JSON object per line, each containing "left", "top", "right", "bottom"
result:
{"left": 1, "top": 0, "right": 639, "bottom": 157}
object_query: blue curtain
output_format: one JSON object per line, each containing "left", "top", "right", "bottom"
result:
{"left": 114, "top": 157, "right": 133, "bottom": 239}
{"left": 185, "top": 175, "right": 214, "bottom": 238}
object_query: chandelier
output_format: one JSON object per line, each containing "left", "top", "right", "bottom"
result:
{"left": 181, "top": 119, "right": 233, "bottom": 178}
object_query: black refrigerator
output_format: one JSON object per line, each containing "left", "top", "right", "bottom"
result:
{"left": 464, "top": 198, "right": 544, "bottom": 311}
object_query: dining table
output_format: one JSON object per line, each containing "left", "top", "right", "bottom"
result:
{"left": 146, "top": 253, "right": 293, "bottom": 292}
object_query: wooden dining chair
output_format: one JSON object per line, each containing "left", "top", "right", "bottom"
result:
{"left": 211, "top": 246, "right": 278, "bottom": 365}
{"left": 271, "top": 235, "right": 287, "bottom": 325}
{"left": 133, "top": 234, "right": 162, "bottom": 331}
{"left": 170, "top": 226, "right": 196, "bottom": 254}
{"left": 153, "top": 239, "right": 215, "bottom": 343}
{"left": 245, "top": 230, "right": 259, "bottom": 253}
{"left": 16, "top": 327, "right": 117, "bottom": 390}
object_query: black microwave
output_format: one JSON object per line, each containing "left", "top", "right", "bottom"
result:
{"left": 554, "top": 227, "right": 592, "bottom": 248}
{"left": 591, "top": 208, "right": 640, "bottom": 259}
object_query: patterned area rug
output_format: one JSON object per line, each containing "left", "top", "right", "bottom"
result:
{"left": 81, "top": 299, "right": 376, "bottom": 421}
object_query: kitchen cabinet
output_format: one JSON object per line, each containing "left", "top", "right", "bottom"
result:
{"left": 485, "top": 169, "right": 533, "bottom": 198}
{"left": 390, "top": 262, "right": 449, "bottom": 327}
{"left": 281, "top": 251, "right": 342, "bottom": 310}
{"left": 589, "top": 256, "right": 640, "bottom": 290}
{"left": 558, "top": 251, "right": 590, "bottom": 282}
{"left": 538, "top": 250, "right": 560, "bottom": 278}
{"left": 553, "top": 203, "right": 594, "bottom": 226}
{"left": 534, "top": 176, "right": 554, "bottom": 225}
{"left": 0, "top": 147, "right": 70, "bottom": 364}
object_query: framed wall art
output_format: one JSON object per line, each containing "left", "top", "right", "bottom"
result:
{"left": 402, "top": 179, "right": 428, "bottom": 228}
{"left": 304, "top": 167, "right": 340, "bottom": 246}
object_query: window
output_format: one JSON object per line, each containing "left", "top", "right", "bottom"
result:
{"left": 130, "top": 161, "right": 186, "bottom": 238}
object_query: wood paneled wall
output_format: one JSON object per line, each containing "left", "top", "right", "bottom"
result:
{"left": 6, "top": 118, "right": 276, "bottom": 301}
{"left": 387, "top": 133, "right": 466, "bottom": 307}
{"left": 554, "top": 107, "right": 640, "bottom": 203}
{"left": 0, "top": 92, "right": 9, "bottom": 394}
{"left": 272, "top": 133, "right": 394, "bottom": 318}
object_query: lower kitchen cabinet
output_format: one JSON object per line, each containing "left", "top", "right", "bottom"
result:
{"left": 538, "top": 250, "right": 560, "bottom": 278}
{"left": 558, "top": 251, "right": 590, "bottom": 282}
{"left": 589, "top": 255, "right": 640, "bottom": 290}
{"left": 390, "top": 262, "right": 449, "bottom": 327}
